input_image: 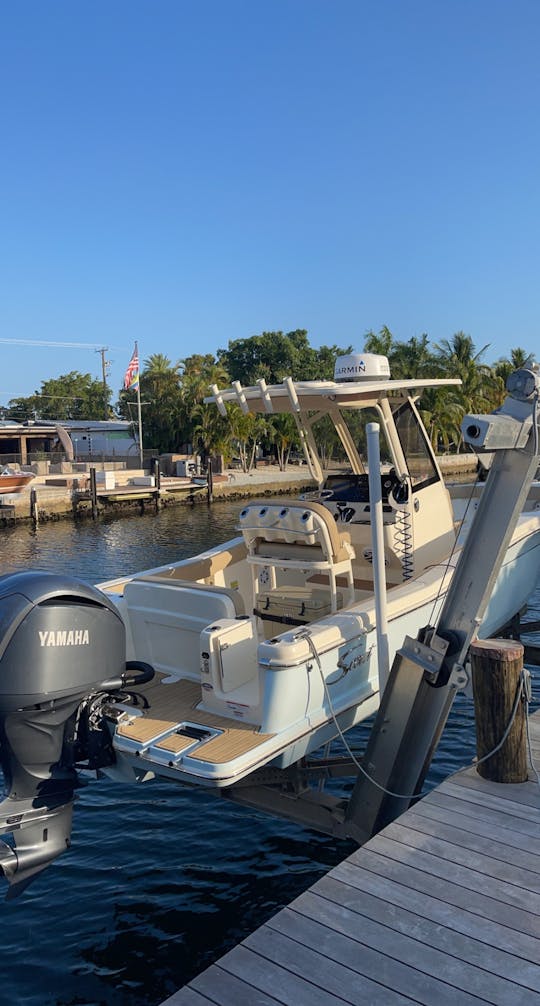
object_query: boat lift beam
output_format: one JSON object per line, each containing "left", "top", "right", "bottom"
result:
{"left": 344, "top": 362, "right": 540, "bottom": 843}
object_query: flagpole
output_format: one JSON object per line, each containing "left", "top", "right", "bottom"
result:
{"left": 135, "top": 341, "right": 144, "bottom": 469}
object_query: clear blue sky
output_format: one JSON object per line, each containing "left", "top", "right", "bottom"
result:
{"left": 1, "top": 0, "right": 539, "bottom": 404}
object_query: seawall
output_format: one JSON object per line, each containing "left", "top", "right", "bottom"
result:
{"left": 0, "top": 454, "right": 479, "bottom": 526}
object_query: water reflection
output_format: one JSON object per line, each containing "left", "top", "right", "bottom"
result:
{"left": 0, "top": 501, "right": 243, "bottom": 583}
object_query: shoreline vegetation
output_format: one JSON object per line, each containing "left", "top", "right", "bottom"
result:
{"left": 3, "top": 332, "right": 531, "bottom": 472}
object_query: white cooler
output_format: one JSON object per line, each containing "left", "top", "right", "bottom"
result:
{"left": 254, "top": 584, "right": 342, "bottom": 635}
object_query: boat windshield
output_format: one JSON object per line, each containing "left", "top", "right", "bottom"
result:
{"left": 393, "top": 400, "right": 439, "bottom": 489}
{"left": 309, "top": 406, "right": 392, "bottom": 474}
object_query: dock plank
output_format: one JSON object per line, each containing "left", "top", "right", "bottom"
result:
{"left": 266, "top": 903, "right": 523, "bottom": 1005}
{"left": 338, "top": 845, "right": 540, "bottom": 936}
{"left": 379, "top": 820, "right": 540, "bottom": 892}
{"left": 218, "top": 943, "right": 379, "bottom": 1006}
{"left": 424, "top": 787, "right": 540, "bottom": 839}
{"left": 303, "top": 879, "right": 540, "bottom": 991}
{"left": 161, "top": 989, "right": 212, "bottom": 1006}
{"left": 192, "top": 965, "right": 282, "bottom": 1005}
{"left": 242, "top": 924, "right": 419, "bottom": 1005}
{"left": 433, "top": 778, "right": 540, "bottom": 823}
{"left": 165, "top": 711, "right": 540, "bottom": 1004}
{"left": 443, "top": 767, "right": 540, "bottom": 810}
{"left": 409, "top": 795, "right": 540, "bottom": 859}
{"left": 324, "top": 859, "right": 540, "bottom": 960}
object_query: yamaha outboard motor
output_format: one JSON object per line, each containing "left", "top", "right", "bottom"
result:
{"left": 0, "top": 571, "right": 153, "bottom": 898}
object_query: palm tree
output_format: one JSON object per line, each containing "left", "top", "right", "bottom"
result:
{"left": 136, "top": 354, "right": 183, "bottom": 453}
{"left": 433, "top": 333, "right": 493, "bottom": 444}
{"left": 269, "top": 414, "right": 298, "bottom": 470}
{"left": 390, "top": 334, "right": 435, "bottom": 379}
{"left": 364, "top": 325, "right": 394, "bottom": 357}
{"left": 418, "top": 388, "right": 464, "bottom": 452}
{"left": 192, "top": 402, "right": 231, "bottom": 462}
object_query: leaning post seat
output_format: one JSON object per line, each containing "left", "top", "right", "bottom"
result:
{"left": 238, "top": 500, "right": 356, "bottom": 624}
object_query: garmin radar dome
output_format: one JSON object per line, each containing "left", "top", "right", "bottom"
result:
{"left": 334, "top": 352, "right": 391, "bottom": 382}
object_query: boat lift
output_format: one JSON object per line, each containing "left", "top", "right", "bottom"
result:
{"left": 224, "top": 361, "right": 540, "bottom": 842}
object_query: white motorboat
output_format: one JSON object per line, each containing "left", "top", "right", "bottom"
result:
{"left": 94, "top": 352, "right": 540, "bottom": 789}
{"left": 0, "top": 350, "right": 539, "bottom": 898}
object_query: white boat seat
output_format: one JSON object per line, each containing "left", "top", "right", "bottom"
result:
{"left": 239, "top": 499, "right": 355, "bottom": 613}
{"left": 133, "top": 575, "right": 246, "bottom": 616}
{"left": 123, "top": 577, "right": 246, "bottom": 680}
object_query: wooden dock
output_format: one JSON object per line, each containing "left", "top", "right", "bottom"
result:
{"left": 163, "top": 710, "right": 540, "bottom": 1005}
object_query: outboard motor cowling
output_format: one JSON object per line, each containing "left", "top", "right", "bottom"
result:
{"left": 0, "top": 571, "right": 153, "bottom": 898}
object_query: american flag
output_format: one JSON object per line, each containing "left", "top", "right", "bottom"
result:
{"left": 123, "top": 345, "right": 139, "bottom": 390}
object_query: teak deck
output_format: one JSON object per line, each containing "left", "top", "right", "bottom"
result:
{"left": 116, "top": 675, "right": 274, "bottom": 765}
{"left": 162, "top": 709, "right": 540, "bottom": 1005}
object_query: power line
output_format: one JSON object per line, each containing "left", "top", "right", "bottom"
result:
{"left": 0, "top": 338, "right": 109, "bottom": 349}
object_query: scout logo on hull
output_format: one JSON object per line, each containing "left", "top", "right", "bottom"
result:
{"left": 38, "top": 629, "right": 90, "bottom": 647}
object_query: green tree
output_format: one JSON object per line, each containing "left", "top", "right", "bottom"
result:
{"left": 417, "top": 388, "right": 464, "bottom": 452}
{"left": 492, "top": 347, "right": 532, "bottom": 401}
{"left": 218, "top": 330, "right": 352, "bottom": 384}
{"left": 227, "top": 406, "right": 258, "bottom": 472}
{"left": 180, "top": 355, "right": 230, "bottom": 456}
{"left": 191, "top": 401, "right": 231, "bottom": 462}
{"left": 432, "top": 333, "right": 493, "bottom": 449}
{"left": 390, "top": 334, "right": 436, "bottom": 379}
{"left": 268, "top": 413, "right": 298, "bottom": 470}
{"left": 363, "top": 325, "right": 394, "bottom": 358}
{"left": 8, "top": 372, "right": 110, "bottom": 421}
{"left": 118, "top": 354, "right": 184, "bottom": 453}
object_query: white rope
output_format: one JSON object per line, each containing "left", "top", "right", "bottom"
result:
{"left": 473, "top": 669, "right": 526, "bottom": 767}
{"left": 297, "top": 628, "right": 428, "bottom": 800}
{"left": 297, "top": 629, "right": 537, "bottom": 800}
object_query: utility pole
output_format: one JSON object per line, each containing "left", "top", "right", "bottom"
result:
{"left": 95, "top": 347, "right": 110, "bottom": 419}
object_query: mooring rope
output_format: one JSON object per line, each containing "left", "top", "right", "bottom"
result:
{"left": 297, "top": 629, "right": 538, "bottom": 801}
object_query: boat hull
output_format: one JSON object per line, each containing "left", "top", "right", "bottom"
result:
{"left": 0, "top": 474, "right": 34, "bottom": 494}
{"left": 105, "top": 512, "right": 540, "bottom": 788}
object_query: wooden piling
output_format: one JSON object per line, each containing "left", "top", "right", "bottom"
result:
{"left": 470, "top": 638, "right": 527, "bottom": 783}
{"left": 207, "top": 460, "right": 213, "bottom": 504}
{"left": 153, "top": 459, "right": 161, "bottom": 511}
{"left": 89, "top": 467, "right": 97, "bottom": 519}
{"left": 30, "top": 487, "right": 38, "bottom": 526}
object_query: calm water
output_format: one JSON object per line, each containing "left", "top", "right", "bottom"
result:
{"left": 0, "top": 502, "right": 538, "bottom": 1006}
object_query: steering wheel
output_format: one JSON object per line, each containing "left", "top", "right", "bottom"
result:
{"left": 300, "top": 488, "right": 335, "bottom": 501}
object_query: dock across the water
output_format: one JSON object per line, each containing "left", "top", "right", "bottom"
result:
{"left": 163, "top": 710, "right": 540, "bottom": 1005}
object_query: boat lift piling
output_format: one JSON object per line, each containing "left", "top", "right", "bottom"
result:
{"left": 344, "top": 361, "right": 540, "bottom": 843}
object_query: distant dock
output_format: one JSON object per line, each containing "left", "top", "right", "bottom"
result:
{"left": 0, "top": 467, "right": 317, "bottom": 524}
{"left": 164, "top": 709, "right": 540, "bottom": 1005}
